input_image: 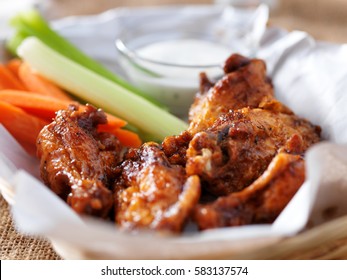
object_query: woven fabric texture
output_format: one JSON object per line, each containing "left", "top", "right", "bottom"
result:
{"left": 0, "top": 195, "right": 61, "bottom": 260}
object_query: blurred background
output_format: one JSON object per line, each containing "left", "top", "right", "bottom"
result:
{"left": 1, "top": 0, "right": 346, "bottom": 43}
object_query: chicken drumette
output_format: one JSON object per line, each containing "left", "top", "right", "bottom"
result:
{"left": 188, "top": 54, "right": 285, "bottom": 134}
{"left": 37, "top": 105, "right": 124, "bottom": 218}
{"left": 114, "top": 142, "right": 200, "bottom": 233}
{"left": 163, "top": 54, "right": 291, "bottom": 166}
{"left": 186, "top": 107, "right": 320, "bottom": 196}
{"left": 193, "top": 153, "right": 305, "bottom": 229}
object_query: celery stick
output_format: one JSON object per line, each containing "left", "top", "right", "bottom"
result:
{"left": 9, "top": 9, "right": 165, "bottom": 108}
{"left": 18, "top": 37, "right": 188, "bottom": 140}
{"left": 6, "top": 31, "right": 29, "bottom": 56}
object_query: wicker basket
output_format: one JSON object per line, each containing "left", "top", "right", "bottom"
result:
{"left": 239, "top": 216, "right": 347, "bottom": 260}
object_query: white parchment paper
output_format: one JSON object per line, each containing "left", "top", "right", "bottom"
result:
{"left": 1, "top": 5, "right": 347, "bottom": 259}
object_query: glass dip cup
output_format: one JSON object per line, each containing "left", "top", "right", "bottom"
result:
{"left": 115, "top": 27, "right": 231, "bottom": 118}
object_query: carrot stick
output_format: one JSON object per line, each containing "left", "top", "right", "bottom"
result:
{"left": 0, "top": 90, "right": 77, "bottom": 120}
{"left": 113, "top": 128, "right": 142, "bottom": 148}
{"left": 99, "top": 115, "right": 127, "bottom": 131}
{"left": 6, "top": 58, "right": 22, "bottom": 77}
{"left": 0, "top": 90, "right": 127, "bottom": 128}
{"left": 0, "top": 100, "right": 49, "bottom": 155}
{"left": 18, "top": 62, "right": 72, "bottom": 101}
{"left": 98, "top": 127, "right": 142, "bottom": 148}
{"left": 0, "top": 64, "right": 27, "bottom": 90}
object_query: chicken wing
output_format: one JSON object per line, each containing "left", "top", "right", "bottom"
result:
{"left": 37, "top": 105, "right": 123, "bottom": 218}
{"left": 186, "top": 108, "right": 320, "bottom": 196}
{"left": 194, "top": 153, "right": 305, "bottom": 230}
{"left": 188, "top": 54, "right": 277, "bottom": 134}
{"left": 163, "top": 54, "right": 291, "bottom": 167}
{"left": 114, "top": 142, "right": 200, "bottom": 233}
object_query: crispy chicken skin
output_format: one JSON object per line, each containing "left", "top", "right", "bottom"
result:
{"left": 186, "top": 108, "right": 320, "bottom": 196}
{"left": 162, "top": 131, "right": 192, "bottom": 166}
{"left": 37, "top": 105, "right": 123, "bottom": 218}
{"left": 114, "top": 142, "right": 200, "bottom": 233}
{"left": 193, "top": 153, "right": 305, "bottom": 230}
{"left": 188, "top": 54, "right": 277, "bottom": 134}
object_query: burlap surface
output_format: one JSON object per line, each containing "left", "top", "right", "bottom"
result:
{"left": 1, "top": 0, "right": 346, "bottom": 260}
{"left": 0, "top": 195, "right": 61, "bottom": 260}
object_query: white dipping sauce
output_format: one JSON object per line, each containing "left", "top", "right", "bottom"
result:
{"left": 137, "top": 39, "right": 231, "bottom": 66}
{"left": 119, "top": 39, "right": 231, "bottom": 117}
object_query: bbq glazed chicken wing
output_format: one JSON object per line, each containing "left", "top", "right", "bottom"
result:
{"left": 193, "top": 153, "right": 305, "bottom": 230}
{"left": 188, "top": 54, "right": 284, "bottom": 135}
{"left": 186, "top": 107, "right": 320, "bottom": 196}
{"left": 163, "top": 54, "right": 291, "bottom": 166}
{"left": 37, "top": 105, "right": 124, "bottom": 218}
{"left": 114, "top": 142, "right": 200, "bottom": 233}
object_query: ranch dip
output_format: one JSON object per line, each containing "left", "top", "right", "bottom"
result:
{"left": 119, "top": 39, "right": 231, "bottom": 117}
{"left": 136, "top": 39, "right": 231, "bottom": 67}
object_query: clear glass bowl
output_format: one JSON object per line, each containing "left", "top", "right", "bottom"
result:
{"left": 115, "top": 23, "right": 231, "bottom": 117}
